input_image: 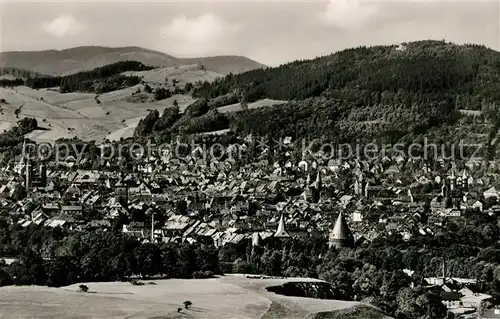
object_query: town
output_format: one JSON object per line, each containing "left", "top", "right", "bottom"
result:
{"left": 1, "top": 134, "right": 500, "bottom": 318}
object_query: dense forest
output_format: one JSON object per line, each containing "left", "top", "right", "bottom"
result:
{"left": 130, "top": 41, "right": 500, "bottom": 162}
{"left": 0, "top": 67, "right": 47, "bottom": 79}
{"left": 0, "top": 117, "right": 38, "bottom": 149}
{"left": 134, "top": 98, "right": 230, "bottom": 140}
{"left": 154, "top": 41, "right": 496, "bottom": 158}
{"left": 0, "top": 78, "right": 24, "bottom": 87}
{"left": 23, "top": 61, "right": 153, "bottom": 94}
{"left": 193, "top": 41, "right": 500, "bottom": 103}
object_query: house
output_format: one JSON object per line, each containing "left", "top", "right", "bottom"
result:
{"left": 472, "top": 200, "right": 484, "bottom": 212}
{"left": 483, "top": 187, "right": 498, "bottom": 199}
{"left": 440, "top": 291, "right": 463, "bottom": 309}
{"left": 440, "top": 208, "right": 461, "bottom": 217}
{"left": 60, "top": 205, "right": 83, "bottom": 215}
{"left": 481, "top": 307, "right": 500, "bottom": 318}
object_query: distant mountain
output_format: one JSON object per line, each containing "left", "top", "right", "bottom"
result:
{"left": 0, "top": 46, "right": 266, "bottom": 76}
{"left": 178, "top": 55, "right": 267, "bottom": 76}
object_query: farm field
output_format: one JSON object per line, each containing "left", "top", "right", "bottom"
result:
{"left": 0, "top": 86, "right": 194, "bottom": 143}
{"left": 0, "top": 65, "right": 283, "bottom": 144}
{"left": 0, "top": 275, "right": 387, "bottom": 319}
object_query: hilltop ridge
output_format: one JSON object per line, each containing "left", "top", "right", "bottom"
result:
{"left": 0, "top": 46, "right": 266, "bottom": 76}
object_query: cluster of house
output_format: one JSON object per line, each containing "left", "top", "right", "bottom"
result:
{"left": 402, "top": 261, "right": 500, "bottom": 318}
{"left": 1, "top": 137, "right": 500, "bottom": 316}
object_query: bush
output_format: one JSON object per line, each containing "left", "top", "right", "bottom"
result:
{"left": 192, "top": 271, "right": 205, "bottom": 279}
{"left": 0, "top": 268, "right": 12, "bottom": 287}
{"left": 130, "top": 279, "right": 144, "bottom": 286}
{"left": 78, "top": 284, "right": 89, "bottom": 292}
{"left": 192, "top": 270, "right": 215, "bottom": 279}
{"left": 154, "top": 87, "right": 172, "bottom": 101}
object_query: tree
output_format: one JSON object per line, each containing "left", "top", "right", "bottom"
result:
{"left": 154, "top": 87, "right": 172, "bottom": 101}
{"left": 175, "top": 200, "right": 188, "bottom": 215}
{"left": 134, "top": 110, "right": 159, "bottom": 137}
{"left": 184, "top": 82, "right": 193, "bottom": 94}
{"left": 0, "top": 268, "right": 12, "bottom": 286}
{"left": 78, "top": 284, "right": 89, "bottom": 292}
{"left": 144, "top": 84, "right": 153, "bottom": 94}
{"left": 183, "top": 300, "right": 192, "bottom": 309}
{"left": 240, "top": 88, "right": 248, "bottom": 110}
{"left": 185, "top": 98, "right": 209, "bottom": 117}
{"left": 11, "top": 184, "right": 27, "bottom": 201}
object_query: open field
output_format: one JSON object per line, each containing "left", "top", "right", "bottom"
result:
{"left": 218, "top": 99, "right": 287, "bottom": 114}
{"left": 0, "top": 275, "right": 387, "bottom": 319}
{"left": 0, "top": 65, "right": 284, "bottom": 144}
{"left": 0, "top": 81, "right": 285, "bottom": 143}
{"left": 122, "top": 65, "right": 222, "bottom": 87}
{"left": 0, "top": 86, "right": 195, "bottom": 143}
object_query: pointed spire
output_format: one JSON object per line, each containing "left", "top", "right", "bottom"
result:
{"left": 22, "top": 138, "right": 27, "bottom": 159}
{"left": 316, "top": 170, "right": 321, "bottom": 184}
{"left": 274, "top": 213, "right": 291, "bottom": 238}
{"left": 252, "top": 232, "right": 262, "bottom": 247}
{"left": 331, "top": 212, "right": 352, "bottom": 240}
{"left": 329, "top": 212, "right": 354, "bottom": 248}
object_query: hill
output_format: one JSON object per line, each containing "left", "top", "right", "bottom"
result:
{"left": 0, "top": 46, "right": 266, "bottom": 76}
{"left": 0, "top": 275, "right": 390, "bottom": 319}
{"left": 179, "top": 56, "right": 267, "bottom": 76}
{"left": 186, "top": 40, "right": 500, "bottom": 158}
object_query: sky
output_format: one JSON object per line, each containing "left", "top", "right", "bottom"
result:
{"left": 0, "top": 0, "right": 499, "bottom": 66}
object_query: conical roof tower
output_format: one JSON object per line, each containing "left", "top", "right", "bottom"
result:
{"left": 316, "top": 170, "right": 322, "bottom": 186}
{"left": 252, "top": 232, "right": 262, "bottom": 247}
{"left": 329, "top": 212, "right": 354, "bottom": 249}
{"left": 274, "top": 213, "right": 291, "bottom": 238}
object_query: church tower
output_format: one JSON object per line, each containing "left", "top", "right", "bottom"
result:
{"left": 274, "top": 213, "right": 291, "bottom": 239}
{"left": 354, "top": 178, "right": 361, "bottom": 196}
{"left": 39, "top": 162, "right": 47, "bottom": 187}
{"left": 329, "top": 212, "right": 354, "bottom": 249}
{"left": 25, "top": 158, "right": 32, "bottom": 192}
{"left": 314, "top": 170, "right": 322, "bottom": 193}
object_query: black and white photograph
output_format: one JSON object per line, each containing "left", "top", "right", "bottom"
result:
{"left": 0, "top": 0, "right": 499, "bottom": 318}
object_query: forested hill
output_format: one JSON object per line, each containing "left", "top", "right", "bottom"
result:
{"left": 23, "top": 61, "right": 153, "bottom": 94}
{"left": 0, "top": 67, "right": 49, "bottom": 79}
{"left": 181, "top": 41, "right": 500, "bottom": 157}
{"left": 193, "top": 40, "right": 500, "bottom": 105}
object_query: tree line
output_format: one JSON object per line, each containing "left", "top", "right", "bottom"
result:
{"left": 23, "top": 61, "right": 153, "bottom": 94}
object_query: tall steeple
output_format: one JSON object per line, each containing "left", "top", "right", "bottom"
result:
{"left": 25, "top": 157, "right": 32, "bottom": 192}
{"left": 274, "top": 213, "right": 291, "bottom": 238}
{"left": 315, "top": 170, "right": 322, "bottom": 191}
{"left": 39, "top": 161, "right": 47, "bottom": 187}
{"left": 329, "top": 212, "right": 354, "bottom": 249}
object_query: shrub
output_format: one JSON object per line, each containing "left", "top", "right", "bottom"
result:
{"left": 183, "top": 300, "right": 192, "bottom": 309}
{"left": 130, "top": 279, "right": 144, "bottom": 286}
{"left": 78, "top": 284, "right": 89, "bottom": 292}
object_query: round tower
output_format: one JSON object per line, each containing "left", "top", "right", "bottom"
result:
{"left": 329, "top": 212, "right": 354, "bottom": 249}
